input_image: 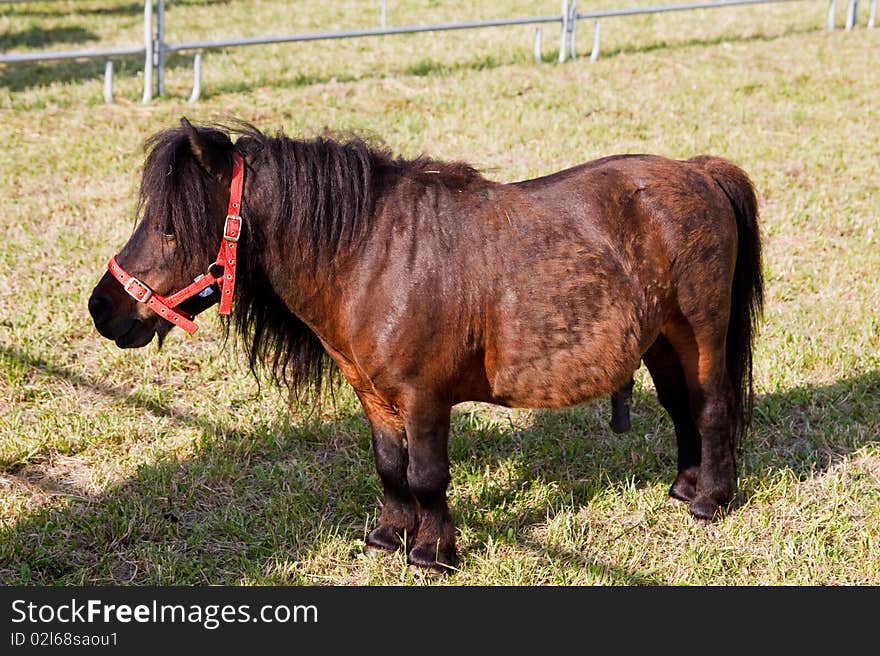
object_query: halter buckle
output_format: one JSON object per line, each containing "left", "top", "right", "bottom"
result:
{"left": 123, "top": 276, "right": 152, "bottom": 303}
{"left": 223, "top": 214, "right": 242, "bottom": 242}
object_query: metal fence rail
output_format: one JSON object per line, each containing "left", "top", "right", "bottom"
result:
{"left": 164, "top": 11, "right": 569, "bottom": 102}
{"left": 1, "top": 0, "right": 875, "bottom": 103}
{"left": 571, "top": 0, "right": 876, "bottom": 62}
{"left": 159, "top": 0, "right": 876, "bottom": 102}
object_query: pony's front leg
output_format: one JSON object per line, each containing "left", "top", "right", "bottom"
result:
{"left": 361, "top": 405, "right": 417, "bottom": 554}
{"left": 402, "top": 398, "right": 456, "bottom": 572}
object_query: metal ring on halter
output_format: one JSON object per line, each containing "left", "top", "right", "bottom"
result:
{"left": 123, "top": 276, "right": 153, "bottom": 303}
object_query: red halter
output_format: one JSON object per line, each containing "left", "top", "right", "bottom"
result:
{"left": 107, "top": 152, "right": 245, "bottom": 335}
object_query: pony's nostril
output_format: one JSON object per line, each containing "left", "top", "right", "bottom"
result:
{"left": 88, "top": 292, "right": 112, "bottom": 324}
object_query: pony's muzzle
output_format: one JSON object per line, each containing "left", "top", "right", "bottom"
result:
{"left": 88, "top": 290, "right": 114, "bottom": 327}
{"left": 88, "top": 278, "right": 155, "bottom": 346}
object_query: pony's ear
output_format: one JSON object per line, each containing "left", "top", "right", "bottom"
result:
{"left": 180, "top": 117, "right": 228, "bottom": 180}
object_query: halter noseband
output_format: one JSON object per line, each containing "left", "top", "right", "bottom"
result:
{"left": 107, "top": 152, "right": 245, "bottom": 335}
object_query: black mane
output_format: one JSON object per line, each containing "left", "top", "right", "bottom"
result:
{"left": 232, "top": 123, "right": 482, "bottom": 267}
{"left": 138, "top": 121, "right": 482, "bottom": 402}
{"left": 140, "top": 124, "right": 234, "bottom": 268}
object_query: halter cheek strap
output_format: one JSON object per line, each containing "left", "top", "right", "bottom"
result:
{"left": 107, "top": 152, "right": 245, "bottom": 335}
{"left": 218, "top": 152, "right": 244, "bottom": 315}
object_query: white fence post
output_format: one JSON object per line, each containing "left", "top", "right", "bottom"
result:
{"left": 188, "top": 52, "right": 202, "bottom": 103}
{"left": 559, "top": 0, "right": 570, "bottom": 63}
{"left": 845, "top": 0, "right": 859, "bottom": 29}
{"left": 103, "top": 61, "right": 114, "bottom": 103}
{"left": 156, "top": 0, "right": 166, "bottom": 97}
{"left": 590, "top": 21, "right": 602, "bottom": 62}
{"left": 142, "top": 0, "right": 154, "bottom": 104}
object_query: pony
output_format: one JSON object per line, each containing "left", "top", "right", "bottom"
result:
{"left": 89, "top": 118, "right": 763, "bottom": 572}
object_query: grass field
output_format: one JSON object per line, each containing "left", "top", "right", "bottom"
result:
{"left": 1, "top": 0, "right": 878, "bottom": 585}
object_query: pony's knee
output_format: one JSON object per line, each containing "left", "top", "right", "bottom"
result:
{"left": 372, "top": 437, "right": 407, "bottom": 485}
{"left": 406, "top": 458, "right": 450, "bottom": 500}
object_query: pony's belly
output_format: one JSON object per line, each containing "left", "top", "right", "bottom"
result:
{"left": 486, "top": 337, "right": 643, "bottom": 409}
{"left": 484, "top": 277, "right": 654, "bottom": 408}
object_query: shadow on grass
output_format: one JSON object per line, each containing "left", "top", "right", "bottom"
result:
{"left": 0, "top": 344, "right": 376, "bottom": 585}
{"left": 0, "top": 53, "right": 200, "bottom": 94}
{"left": 1, "top": 341, "right": 877, "bottom": 584}
{"left": 595, "top": 22, "right": 823, "bottom": 60}
{"left": 1, "top": 3, "right": 147, "bottom": 19}
{"left": 0, "top": 8, "right": 146, "bottom": 95}
{"left": 453, "top": 367, "right": 877, "bottom": 579}
{"left": 1, "top": 26, "right": 100, "bottom": 51}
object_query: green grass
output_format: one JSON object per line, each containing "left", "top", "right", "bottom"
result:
{"left": 1, "top": 0, "right": 878, "bottom": 585}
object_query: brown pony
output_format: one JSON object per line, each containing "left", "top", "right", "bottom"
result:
{"left": 89, "top": 119, "right": 763, "bottom": 572}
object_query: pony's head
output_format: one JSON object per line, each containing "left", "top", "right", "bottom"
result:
{"left": 89, "top": 118, "right": 238, "bottom": 347}
{"left": 89, "top": 117, "right": 365, "bottom": 401}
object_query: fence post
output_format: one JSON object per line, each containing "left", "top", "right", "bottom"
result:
{"left": 142, "top": 0, "right": 153, "bottom": 103}
{"left": 869, "top": 0, "right": 877, "bottom": 26}
{"left": 845, "top": 0, "right": 859, "bottom": 28}
{"left": 156, "top": 0, "right": 166, "bottom": 97}
{"left": 104, "top": 61, "right": 114, "bottom": 103}
{"left": 558, "top": 0, "right": 569, "bottom": 63}
{"left": 188, "top": 52, "right": 202, "bottom": 103}
{"left": 590, "top": 21, "right": 601, "bottom": 62}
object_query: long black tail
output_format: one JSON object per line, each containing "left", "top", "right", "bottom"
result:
{"left": 692, "top": 156, "right": 764, "bottom": 446}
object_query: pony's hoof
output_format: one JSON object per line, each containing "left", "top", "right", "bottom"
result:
{"left": 688, "top": 497, "right": 723, "bottom": 521}
{"left": 365, "top": 525, "right": 405, "bottom": 554}
{"left": 669, "top": 468, "right": 699, "bottom": 502}
{"left": 609, "top": 416, "right": 631, "bottom": 433}
{"left": 669, "top": 478, "right": 696, "bottom": 503}
{"left": 407, "top": 543, "right": 457, "bottom": 574}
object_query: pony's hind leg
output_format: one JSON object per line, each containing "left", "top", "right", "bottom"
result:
{"left": 662, "top": 319, "right": 737, "bottom": 520}
{"left": 642, "top": 335, "right": 701, "bottom": 502}
{"left": 609, "top": 378, "right": 635, "bottom": 433}
{"left": 360, "top": 399, "right": 418, "bottom": 555}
